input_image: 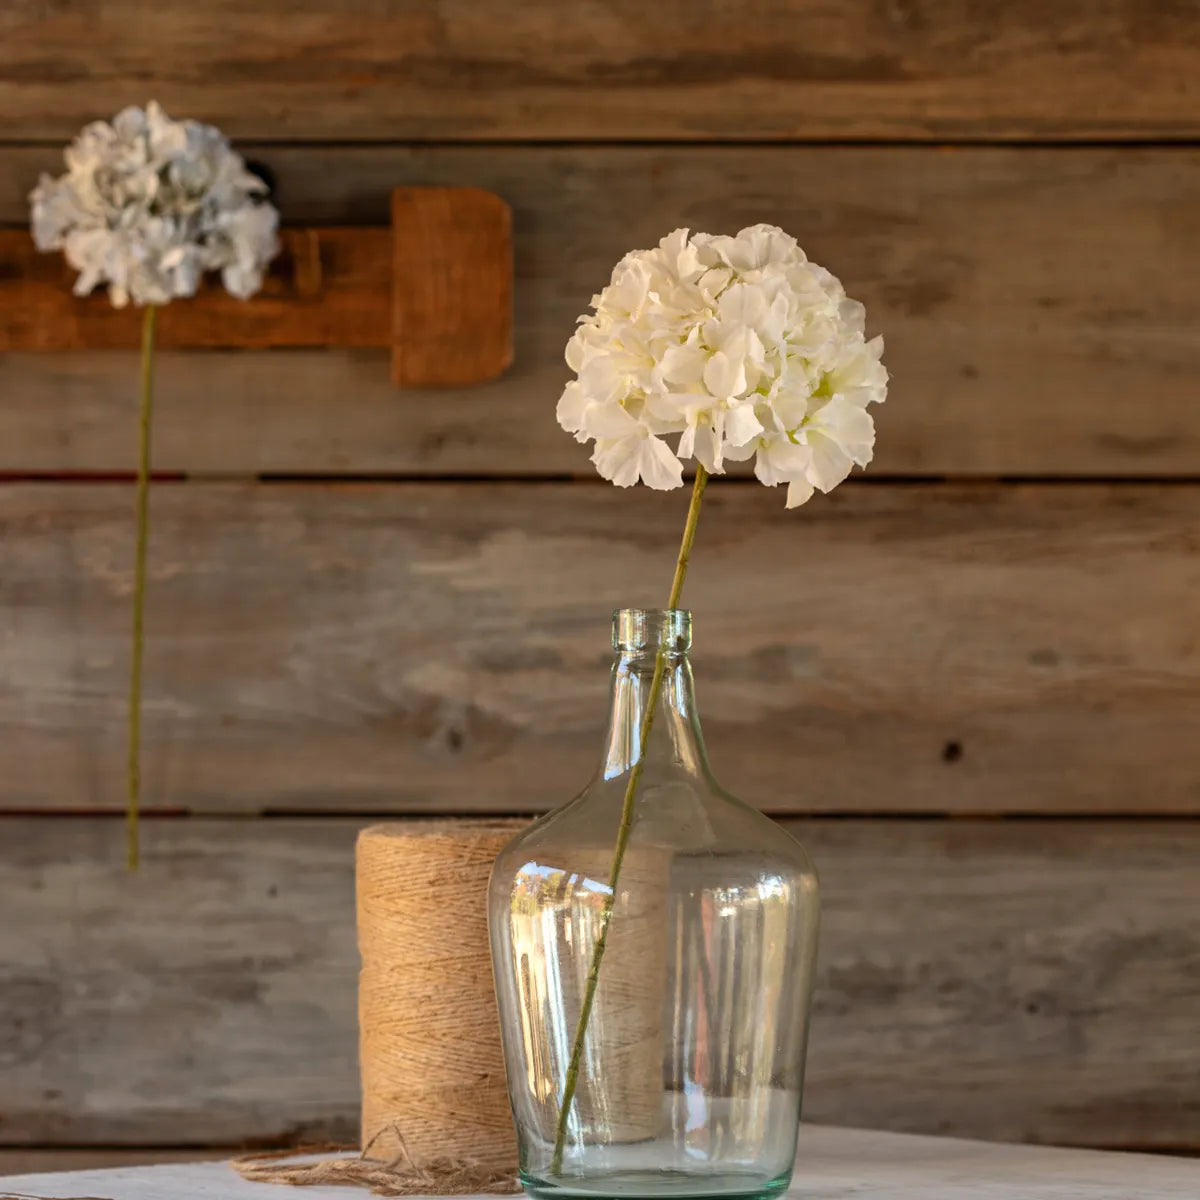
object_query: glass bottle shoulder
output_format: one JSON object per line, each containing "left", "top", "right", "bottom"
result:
{"left": 491, "top": 775, "right": 817, "bottom": 901}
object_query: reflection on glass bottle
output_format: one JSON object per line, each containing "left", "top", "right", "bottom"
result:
{"left": 490, "top": 610, "right": 819, "bottom": 1200}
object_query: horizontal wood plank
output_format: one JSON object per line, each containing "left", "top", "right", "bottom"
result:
{"left": 0, "top": 481, "right": 1197, "bottom": 815}
{"left": 1, "top": 816, "right": 1196, "bottom": 1149}
{"left": 0, "top": 2, "right": 1197, "bottom": 140}
{"left": 2, "top": 145, "right": 1199, "bottom": 477}
{"left": 0, "top": 229, "right": 391, "bottom": 350}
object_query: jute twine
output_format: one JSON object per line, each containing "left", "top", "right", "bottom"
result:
{"left": 358, "top": 821, "right": 525, "bottom": 1175}
{"left": 519, "top": 843, "right": 670, "bottom": 1144}
{"left": 231, "top": 1128, "right": 519, "bottom": 1195}
{"left": 233, "top": 819, "right": 527, "bottom": 1196}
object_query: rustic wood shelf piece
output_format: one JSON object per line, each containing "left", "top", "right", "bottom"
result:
{"left": 392, "top": 185, "right": 512, "bottom": 387}
{"left": 0, "top": 186, "right": 512, "bottom": 388}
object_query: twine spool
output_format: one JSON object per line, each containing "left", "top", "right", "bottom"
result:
{"left": 566, "top": 844, "right": 670, "bottom": 1143}
{"left": 509, "top": 842, "right": 670, "bottom": 1145}
{"left": 357, "top": 820, "right": 527, "bottom": 1177}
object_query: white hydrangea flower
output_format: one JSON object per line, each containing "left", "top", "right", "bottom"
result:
{"left": 30, "top": 101, "right": 279, "bottom": 308}
{"left": 558, "top": 225, "right": 888, "bottom": 507}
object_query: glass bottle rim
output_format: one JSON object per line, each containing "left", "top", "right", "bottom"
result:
{"left": 612, "top": 608, "right": 691, "bottom": 654}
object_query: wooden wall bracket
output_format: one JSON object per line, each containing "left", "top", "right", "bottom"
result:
{"left": 0, "top": 186, "right": 513, "bottom": 388}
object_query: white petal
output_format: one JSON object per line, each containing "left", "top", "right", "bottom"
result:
{"left": 754, "top": 436, "right": 810, "bottom": 487}
{"left": 639, "top": 435, "right": 685, "bottom": 490}
{"left": 592, "top": 439, "right": 640, "bottom": 487}
{"left": 702, "top": 350, "right": 746, "bottom": 400}
{"left": 725, "top": 403, "right": 764, "bottom": 447}
{"left": 659, "top": 342, "right": 707, "bottom": 385}
{"left": 812, "top": 394, "right": 876, "bottom": 466}
{"left": 605, "top": 258, "right": 652, "bottom": 319}
{"left": 718, "top": 281, "right": 768, "bottom": 327}
{"left": 658, "top": 227, "right": 690, "bottom": 263}
{"left": 786, "top": 477, "right": 815, "bottom": 508}
{"left": 806, "top": 431, "right": 855, "bottom": 493}
{"left": 556, "top": 381, "right": 588, "bottom": 434}
{"left": 565, "top": 331, "right": 587, "bottom": 372}
{"left": 587, "top": 401, "right": 642, "bottom": 440}
{"left": 677, "top": 421, "right": 697, "bottom": 461}
{"left": 578, "top": 357, "right": 625, "bottom": 405}
{"left": 769, "top": 382, "right": 812, "bottom": 431}
{"left": 692, "top": 422, "right": 723, "bottom": 475}
{"left": 721, "top": 437, "right": 758, "bottom": 464}
{"left": 659, "top": 228, "right": 702, "bottom": 279}
{"left": 838, "top": 298, "right": 866, "bottom": 335}
{"left": 592, "top": 432, "right": 683, "bottom": 491}
{"left": 222, "top": 261, "right": 261, "bottom": 299}
{"left": 696, "top": 267, "right": 732, "bottom": 300}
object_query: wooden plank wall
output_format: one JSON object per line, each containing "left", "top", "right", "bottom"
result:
{"left": 1, "top": 0, "right": 1198, "bottom": 1165}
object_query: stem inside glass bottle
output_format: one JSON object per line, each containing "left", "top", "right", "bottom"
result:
{"left": 550, "top": 466, "right": 709, "bottom": 1173}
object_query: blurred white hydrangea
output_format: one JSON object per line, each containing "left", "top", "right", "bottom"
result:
{"left": 557, "top": 225, "right": 888, "bottom": 507}
{"left": 30, "top": 101, "right": 278, "bottom": 308}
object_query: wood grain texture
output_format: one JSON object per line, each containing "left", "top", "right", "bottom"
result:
{"left": 1, "top": 817, "right": 1196, "bottom": 1149}
{"left": 0, "top": 481, "right": 1196, "bottom": 816}
{"left": 0, "top": 228, "right": 390, "bottom": 350}
{"left": 2, "top": 1130, "right": 1199, "bottom": 1198}
{"left": 0, "top": 1150, "right": 232, "bottom": 1174}
{"left": 0, "top": 2, "right": 1197, "bottom": 140}
{"left": 391, "top": 187, "right": 512, "bottom": 386}
{"left": 2, "top": 145, "right": 1199, "bottom": 476}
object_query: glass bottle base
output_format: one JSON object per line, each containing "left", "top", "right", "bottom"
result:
{"left": 519, "top": 1168, "right": 793, "bottom": 1200}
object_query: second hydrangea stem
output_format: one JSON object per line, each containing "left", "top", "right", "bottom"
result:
{"left": 127, "top": 304, "right": 157, "bottom": 871}
{"left": 550, "top": 465, "right": 709, "bottom": 1174}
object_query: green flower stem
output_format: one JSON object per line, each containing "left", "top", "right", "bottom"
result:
{"left": 127, "top": 304, "right": 157, "bottom": 871}
{"left": 549, "top": 465, "right": 709, "bottom": 1175}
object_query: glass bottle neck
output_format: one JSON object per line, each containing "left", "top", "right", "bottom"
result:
{"left": 599, "top": 647, "right": 710, "bottom": 780}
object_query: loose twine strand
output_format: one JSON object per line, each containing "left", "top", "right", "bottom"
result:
{"left": 0, "top": 1128, "right": 516, "bottom": 1200}
{"left": 231, "top": 1127, "right": 519, "bottom": 1195}
{"left": 0, "top": 1127, "right": 518, "bottom": 1200}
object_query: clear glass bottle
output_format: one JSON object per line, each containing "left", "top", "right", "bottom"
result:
{"left": 489, "top": 609, "right": 820, "bottom": 1200}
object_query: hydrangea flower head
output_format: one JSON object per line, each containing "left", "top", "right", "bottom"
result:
{"left": 557, "top": 225, "right": 888, "bottom": 507}
{"left": 30, "top": 101, "right": 279, "bottom": 308}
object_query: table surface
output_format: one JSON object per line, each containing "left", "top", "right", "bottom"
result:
{"left": 1, "top": 1126, "right": 1197, "bottom": 1200}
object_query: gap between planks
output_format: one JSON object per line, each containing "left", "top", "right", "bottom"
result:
{"left": 1, "top": 811, "right": 1198, "bottom": 822}
{"left": 4, "top": 474, "right": 1200, "bottom": 486}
